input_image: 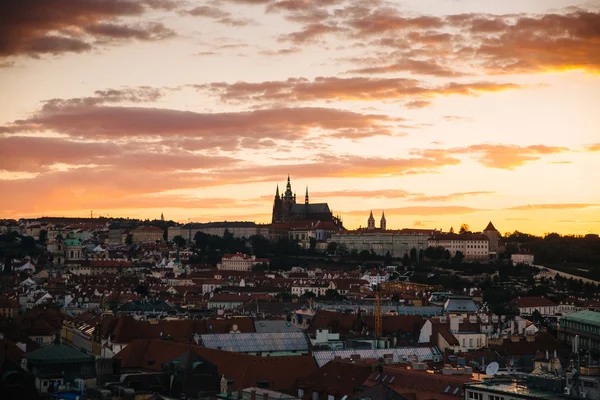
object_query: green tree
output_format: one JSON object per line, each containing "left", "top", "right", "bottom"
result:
{"left": 309, "top": 237, "right": 317, "bottom": 252}
{"left": 249, "top": 235, "right": 270, "bottom": 258}
{"left": 459, "top": 224, "right": 470, "bottom": 234}
{"left": 38, "top": 229, "right": 48, "bottom": 245}
{"left": 402, "top": 253, "right": 410, "bottom": 265}
{"left": 125, "top": 233, "right": 133, "bottom": 245}
{"left": 173, "top": 235, "right": 186, "bottom": 249}
{"left": 327, "top": 241, "right": 338, "bottom": 255}
{"left": 337, "top": 244, "right": 349, "bottom": 258}
{"left": 410, "top": 247, "right": 417, "bottom": 261}
{"left": 452, "top": 251, "right": 465, "bottom": 264}
{"left": 384, "top": 251, "right": 393, "bottom": 266}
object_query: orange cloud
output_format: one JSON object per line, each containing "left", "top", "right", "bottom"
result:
{"left": 412, "top": 144, "right": 570, "bottom": 169}
{"left": 2, "top": 100, "right": 398, "bottom": 142}
{"left": 410, "top": 191, "right": 494, "bottom": 202}
{"left": 343, "top": 206, "right": 483, "bottom": 217}
{"left": 507, "top": 204, "right": 600, "bottom": 211}
{"left": 348, "top": 58, "right": 465, "bottom": 77}
{"left": 198, "top": 77, "right": 524, "bottom": 104}
{"left": 0, "top": 0, "right": 177, "bottom": 59}
{"left": 586, "top": 143, "right": 600, "bottom": 152}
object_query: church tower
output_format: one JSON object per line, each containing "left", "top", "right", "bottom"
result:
{"left": 380, "top": 211, "right": 386, "bottom": 230}
{"left": 305, "top": 186, "right": 309, "bottom": 205}
{"left": 272, "top": 184, "right": 282, "bottom": 223}
{"left": 367, "top": 211, "right": 375, "bottom": 230}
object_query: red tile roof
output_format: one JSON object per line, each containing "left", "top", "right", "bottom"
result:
{"left": 364, "top": 365, "right": 478, "bottom": 400}
{"left": 100, "top": 316, "right": 256, "bottom": 343}
{"left": 515, "top": 296, "right": 557, "bottom": 308}
{"left": 116, "top": 339, "right": 318, "bottom": 391}
{"left": 296, "top": 360, "right": 374, "bottom": 399}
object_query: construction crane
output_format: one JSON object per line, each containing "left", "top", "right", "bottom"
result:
{"left": 374, "top": 281, "right": 443, "bottom": 338}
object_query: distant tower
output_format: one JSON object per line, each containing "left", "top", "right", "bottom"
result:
{"left": 272, "top": 184, "right": 282, "bottom": 223}
{"left": 380, "top": 211, "right": 386, "bottom": 230}
{"left": 483, "top": 221, "right": 500, "bottom": 254}
{"left": 305, "top": 186, "right": 309, "bottom": 205}
{"left": 368, "top": 211, "right": 375, "bottom": 230}
{"left": 161, "top": 212, "right": 164, "bottom": 221}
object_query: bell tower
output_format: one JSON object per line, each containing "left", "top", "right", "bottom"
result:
{"left": 367, "top": 211, "right": 375, "bottom": 230}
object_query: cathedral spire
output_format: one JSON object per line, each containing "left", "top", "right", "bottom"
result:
{"left": 275, "top": 184, "right": 280, "bottom": 199}
{"left": 284, "top": 174, "right": 293, "bottom": 198}
{"left": 380, "top": 211, "right": 386, "bottom": 230}
{"left": 305, "top": 186, "right": 309, "bottom": 204}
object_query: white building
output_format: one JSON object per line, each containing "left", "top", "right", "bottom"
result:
{"left": 330, "top": 228, "right": 439, "bottom": 257}
{"left": 511, "top": 253, "right": 535, "bottom": 266}
{"left": 428, "top": 233, "right": 489, "bottom": 260}
{"left": 361, "top": 270, "right": 390, "bottom": 286}
{"left": 217, "top": 253, "right": 269, "bottom": 271}
{"left": 168, "top": 222, "right": 267, "bottom": 242}
{"left": 515, "top": 296, "right": 559, "bottom": 317}
{"left": 291, "top": 282, "right": 330, "bottom": 297}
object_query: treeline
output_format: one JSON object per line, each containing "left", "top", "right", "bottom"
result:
{"left": 0, "top": 231, "right": 45, "bottom": 273}
{"left": 503, "top": 232, "right": 600, "bottom": 280}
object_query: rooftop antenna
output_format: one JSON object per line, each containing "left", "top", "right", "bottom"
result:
{"left": 485, "top": 362, "right": 499, "bottom": 377}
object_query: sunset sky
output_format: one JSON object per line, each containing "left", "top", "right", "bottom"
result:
{"left": 1, "top": 0, "right": 599, "bottom": 235}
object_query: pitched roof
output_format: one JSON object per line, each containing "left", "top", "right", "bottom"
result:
{"left": 27, "top": 343, "right": 94, "bottom": 365}
{"left": 515, "top": 296, "right": 557, "bottom": 308}
{"left": 296, "top": 360, "right": 374, "bottom": 398}
{"left": 307, "top": 310, "right": 424, "bottom": 339}
{"left": 483, "top": 222, "right": 498, "bottom": 232}
{"left": 100, "top": 315, "right": 256, "bottom": 342}
{"left": 363, "top": 366, "right": 476, "bottom": 400}
{"left": 116, "top": 339, "right": 318, "bottom": 391}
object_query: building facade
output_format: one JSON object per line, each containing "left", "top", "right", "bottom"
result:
{"left": 428, "top": 233, "right": 489, "bottom": 260}
{"left": 330, "top": 226, "right": 439, "bottom": 257}
{"left": 217, "top": 253, "right": 269, "bottom": 271}
{"left": 131, "top": 226, "right": 164, "bottom": 243}
{"left": 558, "top": 310, "right": 600, "bottom": 355}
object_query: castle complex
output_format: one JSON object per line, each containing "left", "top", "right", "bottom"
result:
{"left": 271, "top": 176, "right": 343, "bottom": 228}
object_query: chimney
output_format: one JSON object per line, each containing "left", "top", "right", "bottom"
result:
{"left": 237, "top": 390, "right": 243, "bottom": 400}
{"left": 263, "top": 393, "right": 269, "bottom": 400}
{"left": 251, "top": 391, "right": 256, "bottom": 400}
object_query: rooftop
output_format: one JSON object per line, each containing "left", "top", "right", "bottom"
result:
{"left": 26, "top": 343, "right": 94, "bottom": 365}
{"left": 561, "top": 310, "right": 600, "bottom": 327}
{"left": 465, "top": 382, "right": 562, "bottom": 400}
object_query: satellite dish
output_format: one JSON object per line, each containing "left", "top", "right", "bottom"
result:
{"left": 486, "top": 362, "right": 499, "bottom": 377}
{"left": 509, "top": 359, "right": 515, "bottom": 366}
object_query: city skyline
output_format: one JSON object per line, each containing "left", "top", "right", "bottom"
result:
{"left": 1, "top": 0, "right": 599, "bottom": 235}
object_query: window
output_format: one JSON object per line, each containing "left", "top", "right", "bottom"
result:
{"left": 467, "top": 391, "right": 482, "bottom": 400}
{"left": 469, "top": 339, "right": 473, "bottom": 347}
{"left": 298, "top": 389, "right": 304, "bottom": 398}
{"left": 328, "top": 396, "right": 334, "bottom": 400}
{"left": 36, "top": 338, "right": 43, "bottom": 344}
{"left": 312, "top": 392, "right": 319, "bottom": 400}
{"left": 489, "top": 396, "right": 504, "bottom": 400}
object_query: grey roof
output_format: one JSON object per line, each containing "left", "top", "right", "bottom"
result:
{"left": 114, "top": 300, "right": 176, "bottom": 314}
{"left": 254, "top": 320, "right": 302, "bottom": 333}
{"left": 198, "top": 332, "right": 309, "bottom": 353}
{"left": 312, "top": 347, "right": 442, "bottom": 367}
{"left": 291, "top": 203, "right": 331, "bottom": 215}
{"left": 561, "top": 310, "right": 600, "bottom": 327}
{"left": 443, "top": 297, "right": 478, "bottom": 313}
{"left": 26, "top": 344, "right": 94, "bottom": 365}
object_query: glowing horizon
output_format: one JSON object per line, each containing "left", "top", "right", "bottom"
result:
{"left": 1, "top": 0, "right": 599, "bottom": 236}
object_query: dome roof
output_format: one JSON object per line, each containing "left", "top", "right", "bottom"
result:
{"left": 63, "top": 238, "right": 82, "bottom": 246}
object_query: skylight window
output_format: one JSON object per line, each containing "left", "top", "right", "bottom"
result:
{"left": 444, "top": 385, "right": 451, "bottom": 393}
